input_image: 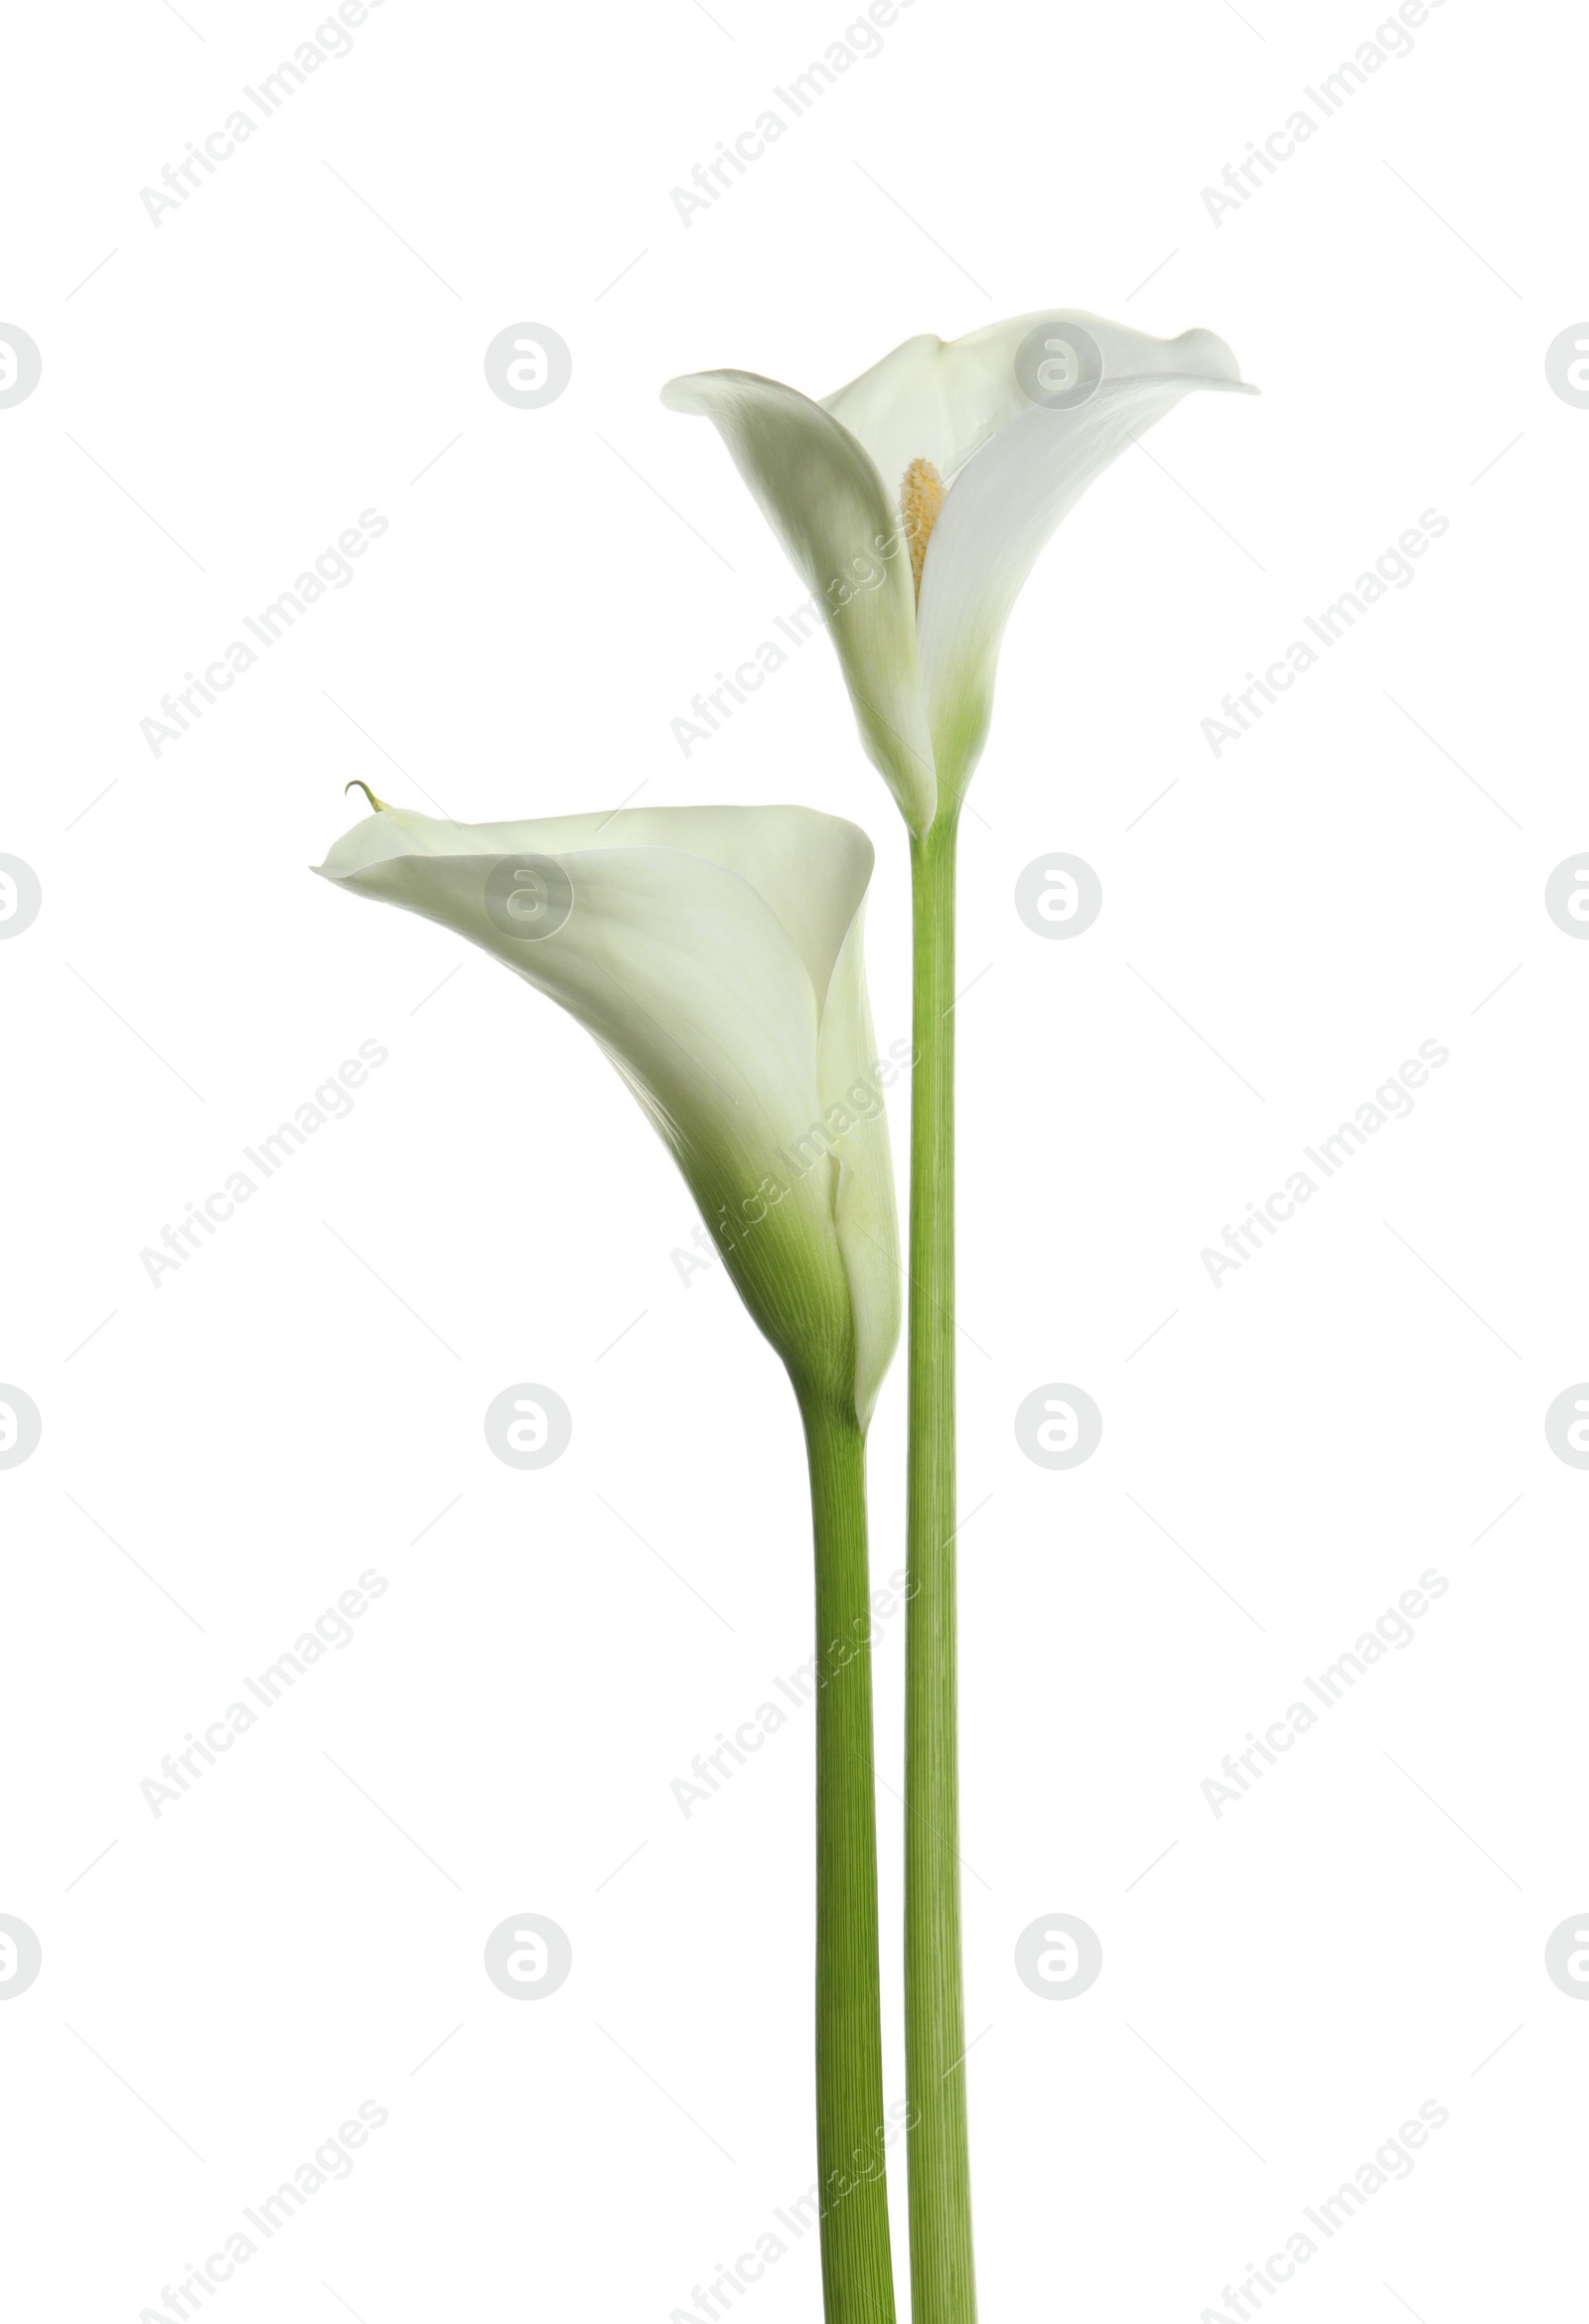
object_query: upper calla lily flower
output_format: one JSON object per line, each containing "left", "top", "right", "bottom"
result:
{"left": 315, "top": 801, "right": 901, "bottom": 1425}
{"left": 663, "top": 311, "right": 1254, "bottom": 830}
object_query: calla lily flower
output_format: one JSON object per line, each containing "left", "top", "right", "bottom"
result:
{"left": 319, "top": 795, "right": 909, "bottom": 2317}
{"left": 670, "top": 311, "right": 1253, "bottom": 2322}
{"left": 315, "top": 801, "right": 901, "bottom": 1425}
{"left": 663, "top": 310, "right": 1253, "bottom": 830}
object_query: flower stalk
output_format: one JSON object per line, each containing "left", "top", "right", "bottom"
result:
{"left": 904, "top": 808, "right": 975, "bottom": 2324}
{"left": 801, "top": 1385, "right": 898, "bottom": 2324}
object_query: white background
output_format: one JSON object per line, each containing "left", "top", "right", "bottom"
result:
{"left": 3, "top": 0, "right": 1585, "bottom": 2317}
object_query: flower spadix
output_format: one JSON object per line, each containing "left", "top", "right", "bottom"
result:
{"left": 315, "top": 803, "right": 900, "bottom": 1424}
{"left": 663, "top": 311, "right": 1253, "bottom": 829}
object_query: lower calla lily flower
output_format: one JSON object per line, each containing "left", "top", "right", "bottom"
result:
{"left": 316, "top": 799, "right": 899, "bottom": 1423}
{"left": 664, "top": 310, "right": 1254, "bottom": 827}
{"left": 316, "top": 796, "right": 903, "bottom": 2324}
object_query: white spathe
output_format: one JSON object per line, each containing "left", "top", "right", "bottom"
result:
{"left": 315, "top": 803, "right": 901, "bottom": 1425}
{"left": 664, "top": 311, "right": 1253, "bottom": 829}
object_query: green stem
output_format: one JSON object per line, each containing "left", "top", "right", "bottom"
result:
{"left": 799, "top": 1389, "right": 898, "bottom": 2324}
{"left": 905, "top": 811, "right": 976, "bottom": 2323}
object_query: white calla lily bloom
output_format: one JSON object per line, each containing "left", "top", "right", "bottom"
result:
{"left": 664, "top": 310, "right": 1254, "bottom": 830}
{"left": 316, "top": 802, "right": 901, "bottom": 1425}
